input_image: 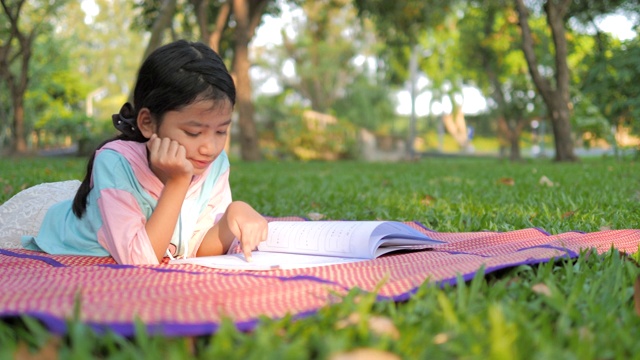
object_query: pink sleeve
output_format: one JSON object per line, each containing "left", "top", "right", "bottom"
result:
{"left": 96, "top": 188, "right": 159, "bottom": 265}
{"left": 188, "top": 169, "right": 232, "bottom": 257}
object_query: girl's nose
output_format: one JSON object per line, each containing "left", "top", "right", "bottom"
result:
{"left": 199, "top": 135, "right": 217, "bottom": 156}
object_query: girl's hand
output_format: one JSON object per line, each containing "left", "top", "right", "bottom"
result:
{"left": 225, "top": 201, "right": 268, "bottom": 261}
{"left": 147, "top": 134, "right": 193, "bottom": 183}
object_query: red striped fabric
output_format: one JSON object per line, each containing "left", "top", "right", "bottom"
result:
{"left": 1, "top": 218, "right": 638, "bottom": 336}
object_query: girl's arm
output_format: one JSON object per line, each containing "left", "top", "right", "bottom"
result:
{"left": 145, "top": 176, "right": 190, "bottom": 261}
{"left": 145, "top": 134, "right": 194, "bottom": 262}
{"left": 196, "top": 201, "right": 268, "bottom": 261}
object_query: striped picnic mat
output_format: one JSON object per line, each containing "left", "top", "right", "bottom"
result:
{"left": 1, "top": 217, "right": 639, "bottom": 337}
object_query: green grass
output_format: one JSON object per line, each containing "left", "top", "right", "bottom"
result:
{"left": 1, "top": 155, "right": 639, "bottom": 359}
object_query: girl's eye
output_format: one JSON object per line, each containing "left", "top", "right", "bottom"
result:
{"left": 216, "top": 130, "right": 228, "bottom": 135}
{"left": 185, "top": 131, "right": 199, "bottom": 137}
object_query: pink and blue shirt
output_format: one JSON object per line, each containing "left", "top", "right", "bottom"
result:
{"left": 22, "top": 140, "right": 232, "bottom": 265}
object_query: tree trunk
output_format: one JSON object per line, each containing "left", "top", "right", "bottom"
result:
{"left": 11, "top": 92, "right": 26, "bottom": 153}
{"left": 548, "top": 95, "right": 576, "bottom": 161}
{"left": 8, "top": 37, "right": 31, "bottom": 154}
{"left": 232, "top": 0, "right": 261, "bottom": 161}
{"left": 194, "top": 0, "right": 232, "bottom": 52}
{"left": 498, "top": 117, "right": 527, "bottom": 161}
{"left": 141, "top": 0, "right": 177, "bottom": 61}
{"left": 193, "top": 0, "right": 210, "bottom": 41}
{"left": 509, "top": 137, "right": 520, "bottom": 161}
{"left": 514, "top": 0, "right": 577, "bottom": 162}
{"left": 1, "top": 0, "right": 28, "bottom": 153}
{"left": 14, "top": 38, "right": 31, "bottom": 154}
{"left": 1, "top": 0, "right": 65, "bottom": 154}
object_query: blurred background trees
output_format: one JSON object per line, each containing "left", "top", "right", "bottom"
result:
{"left": 1, "top": 0, "right": 638, "bottom": 161}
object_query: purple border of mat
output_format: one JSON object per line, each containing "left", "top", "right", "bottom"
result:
{"left": 0, "top": 223, "right": 584, "bottom": 337}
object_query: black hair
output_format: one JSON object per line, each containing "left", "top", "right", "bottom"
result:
{"left": 72, "top": 40, "right": 236, "bottom": 218}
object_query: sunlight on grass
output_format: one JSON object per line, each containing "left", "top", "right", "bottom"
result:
{"left": 1, "top": 155, "right": 639, "bottom": 358}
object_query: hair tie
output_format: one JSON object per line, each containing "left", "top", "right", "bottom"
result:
{"left": 111, "top": 103, "right": 145, "bottom": 140}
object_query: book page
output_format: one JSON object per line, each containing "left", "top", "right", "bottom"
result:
{"left": 170, "top": 221, "right": 443, "bottom": 270}
{"left": 259, "top": 221, "right": 384, "bottom": 259}
{"left": 170, "top": 252, "right": 364, "bottom": 271}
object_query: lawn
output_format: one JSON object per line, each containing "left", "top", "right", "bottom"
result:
{"left": 1, "top": 155, "right": 639, "bottom": 359}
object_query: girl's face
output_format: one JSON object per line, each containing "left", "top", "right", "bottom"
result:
{"left": 150, "top": 99, "right": 233, "bottom": 176}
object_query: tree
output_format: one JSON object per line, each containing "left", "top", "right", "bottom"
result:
{"left": 568, "top": 0, "right": 640, "bottom": 152}
{"left": 249, "top": 1, "right": 398, "bottom": 160}
{"left": 353, "top": 0, "right": 449, "bottom": 83}
{"left": 26, "top": 33, "right": 92, "bottom": 149}
{"left": 231, "top": 0, "right": 271, "bottom": 161}
{"left": 419, "top": 9, "right": 473, "bottom": 153}
{"left": 253, "top": 1, "right": 398, "bottom": 134}
{"left": 568, "top": 0, "right": 640, "bottom": 54}
{"left": 0, "top": 0, "right": 146, "bottom": 153}
{"left": 0, "top": 0, "right": 67, "bottom": 153}
{"left": 190, "top": 0, "right": 231, "bottom": 52}
{"left": 182, "top": 0, "right": 277, "bottom": 161}
{"left": 459, "top": 1, "right": 544, "bottom": 161}
{"left": 279, "top": 0, "right": 363, "bottom": 113}
{"left": 0, "top": 76, "right": 11, "bottom": 149}
{"left": 332, "top": 73, "right": 397, "bottom": 134}
{"left": 581, "top": 38, "right": 640, "bottom": 149}
{"left": 141, "top": 0, "right": 178, "bottom": 77}
{"left": 355, "top": 1, "right": 483, "bottom": 154}
{"left": 514, "top": 0, "right": 577, "bottom": 161}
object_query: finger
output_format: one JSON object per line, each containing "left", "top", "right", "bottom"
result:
{"left": 146, "top": 133, "right": 157, "bottom": 146}
{"left": 177, "top": 146, "right": 192, "bottom": 171}
{"left": 237, "top": 228, "right": 251, "bottom": 262}
{"left": 176, "top": 143, "right": 187, "bottom": 160}
{"left": 161, "top": 138, "right": 179, "bottom": 164}
{"left": 168, "top": 139, "right": 182, "bottom": 157}
{"left": 242, "top": 241, "right": 253, "bottom": 262}
{"left": 159, "top": 137, "right": 173, "bottom": 156}
{"left": 147, "top": 134, "right": 161, "bottom": 154}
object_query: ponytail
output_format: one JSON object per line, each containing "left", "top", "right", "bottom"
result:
{"left": 71, "top": 103, "right": 146, "bottom": 218}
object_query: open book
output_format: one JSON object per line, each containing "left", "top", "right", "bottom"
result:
{"left": 170, "top": 221, "right": 443, "bottom": 271}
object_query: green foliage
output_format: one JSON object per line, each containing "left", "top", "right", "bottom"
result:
{"left": 458, "top": 2, "right": 544, "bottom": 119}
{"left": 62, "top": 0, "right": 146, "bottom": 122}
{"left": 131, "top": 0, "right": 165, "bottom": 31}
{"left": 0, "top": 0, "right": 72, "bottom": 151}
{"left": 254, "top": 1, "right": 398, "bottom": 147}
{"left": 581, "top": 37, "right": 640, "bottom": 134}
{"left": 0, "top": 0, "right": 145, "bottom": 152}
{"left": 276, "top": 0, "right": 365, "bottom": 113}
{"left": 354, "top": 0, "right": 450, "bottom": 47}
{"left": 353, "top": 0, "right": 452, "bottom": 85}
{"left": 568, "top": 0, "right": 640, "bottom": 28}
{"left": 332, "top": 74, "right": 397, "bottom": 133}
{"left": 1, "top": 157, "right": 640, "bottom": 358}
{"left": 254, "top": 93, "right": 360, "bottom": 161}
{"left": 25, "top": 34, "right": 93, "bottom": 146}
{"left": 272, "top": 110, "right": 358, "bottom": 161}
{"left": 570, "top": 94, "right": 612, "bottom": 147}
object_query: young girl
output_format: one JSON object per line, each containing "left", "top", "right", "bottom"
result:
{"left": 19, "top": 40, "right": 268, "bottom": 265}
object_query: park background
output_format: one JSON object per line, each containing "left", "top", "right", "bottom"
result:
{"left": 1, "top": 0, "right": 639, "bottom": 163}
{"left": 2, "top": 1, "right": 640, "bottom": 358}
